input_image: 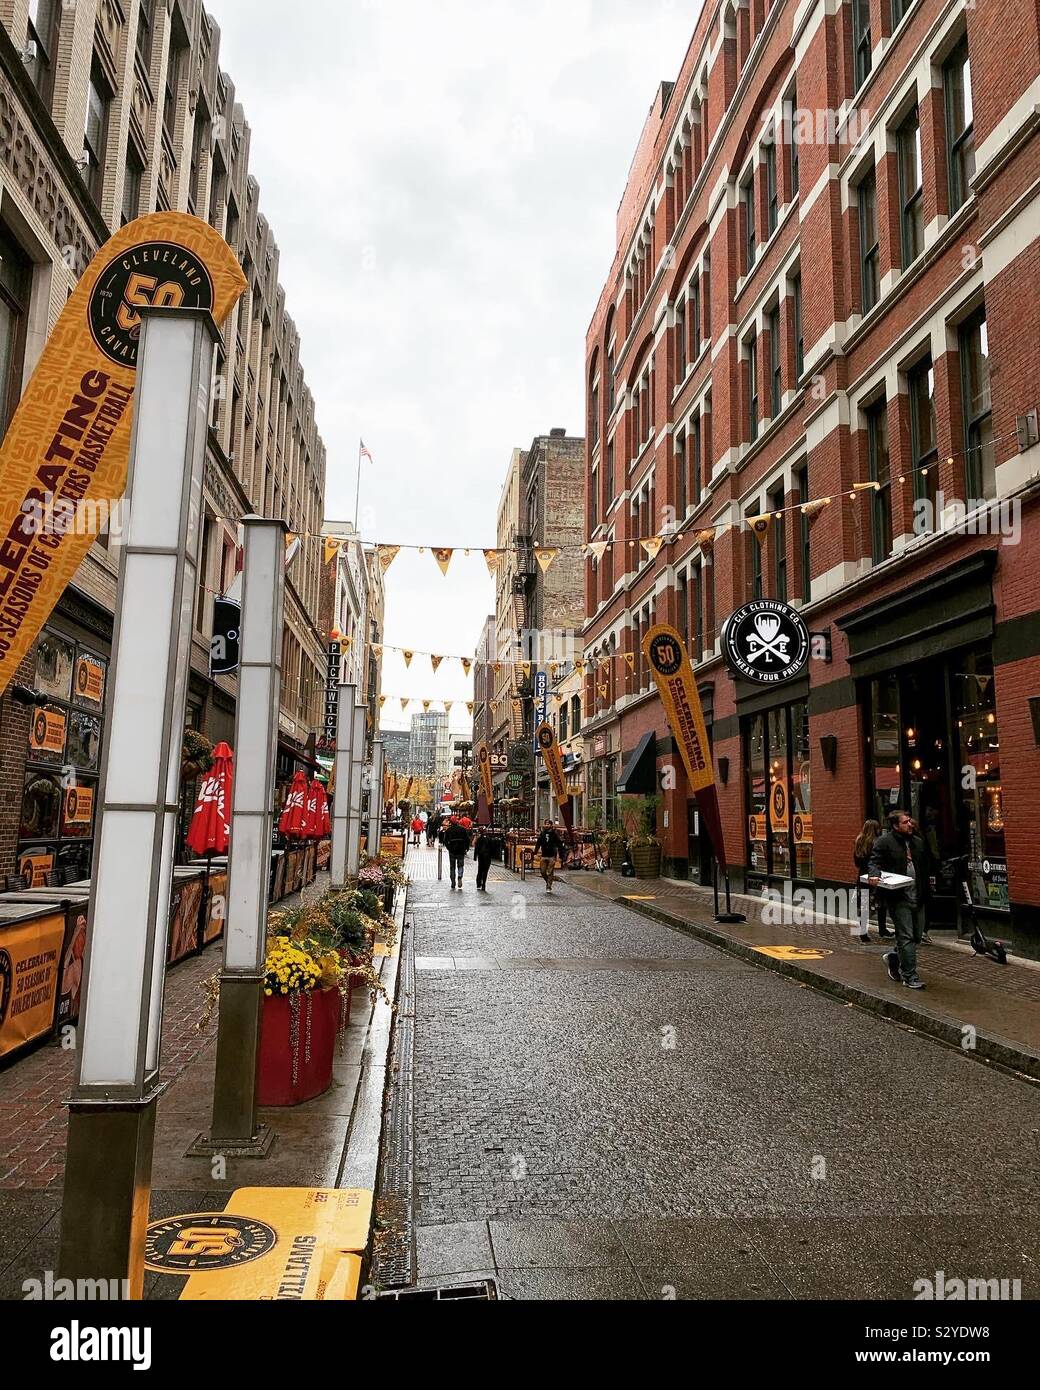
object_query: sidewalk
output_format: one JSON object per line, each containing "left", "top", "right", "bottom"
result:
{"left": 0, "top": 870, "right": 401, "bottom": 1299}
{"left": 564, "top": 869, "right": 1040, "bottom": 1081}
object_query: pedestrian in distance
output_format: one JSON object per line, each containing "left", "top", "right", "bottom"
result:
{"left": 853, "top": 818, "right": 890, "bottom": 942}
{"left": 442, "top": 816, "right": 471, "bottom": 891}
{"left": 410, "top": 814, "right": 423, "bottom": 847}
{"left": 474, "top": 827, "right": 495, "bottom": 891}
{"left": 534, "top": 818, "right": 566, "bottom": 893}
{"left": 867, "top": 808, "right": 930, "bottom": 989}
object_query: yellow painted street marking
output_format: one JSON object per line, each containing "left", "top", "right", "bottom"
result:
{"left": 753, "top": 945, "right": 833, "bottom": 961}
{"left": 621, "top": 894, "right": 658, "bottom": 900}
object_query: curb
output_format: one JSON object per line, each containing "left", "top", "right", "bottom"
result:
{"left": 568, "top": 878, "right": 1040, "bottom": 1086}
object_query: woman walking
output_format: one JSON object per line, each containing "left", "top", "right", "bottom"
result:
{"left": 853, "top": 819, "right": 891, "bottom": 941}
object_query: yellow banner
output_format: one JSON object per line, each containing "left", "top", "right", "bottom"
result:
{"left": 642, "top": 623, "right": 714, "bottom": 793}
{"left": 0, "top": 911, "right": 65, "bottom": 1058}
{"left": 536, "top": 722, "right": 569, "bottom": 808}
{"left": 478, "top": 741, "right": 494, "bottom": 805}
{"left": 0, "top": 213, "right": 246, "bottom": 694}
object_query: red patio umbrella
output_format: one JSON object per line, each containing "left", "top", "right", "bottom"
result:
{"left": 186, "top": 741, "right": 233, "bottom": 856}
{"left": 306, "top": 778, "right": 331, "bottom": 838}
{"left": 278, "top": 769, "right": 310, "bottom": 840}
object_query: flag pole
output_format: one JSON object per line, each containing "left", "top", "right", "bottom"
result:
{"left": 353, "top": 438, "right": 362, "bottom": 533}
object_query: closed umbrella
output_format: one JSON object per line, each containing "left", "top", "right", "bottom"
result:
{"left": 278, "top": 769, "right": 309, "bottom": 840}
{"left": 186, "top": 741, "right": 233, "bottom": 857}
{"left": 304, "top": 777, "right": 325, "bottom": 838}
{"left": 309, "top": 779, "right": 331, "bottom": 837}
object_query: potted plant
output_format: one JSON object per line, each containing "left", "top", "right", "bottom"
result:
{"left": 622, "top": 795, "right": 662, "bottom": 878}
{"left": 257, "top": 934, "right": 343, "bottom": 1106}
{"left": 181, "top": 728, "right": 214, "bottom": 783}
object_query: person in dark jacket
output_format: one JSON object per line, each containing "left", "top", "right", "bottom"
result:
{"left": 442, "top": 818, "right": 471, "bottom": 890}
{"left": 867, "top": 809, "right": 930, "bottom": 988}
{"left": 473, "top": 828, "right": 495, "bottom": 891}
{"left": 534, "top": 819, "right": 566, "bottom": 892}
{"left": 852, "top": 819, "right": 891, "bottom": 942}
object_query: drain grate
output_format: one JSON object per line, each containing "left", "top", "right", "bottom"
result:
{"left": 369, "top": 912, "right": 416, "bottom": 1289}
{"left": 374, "top": 1279, "right": 498, "bottom": 1301}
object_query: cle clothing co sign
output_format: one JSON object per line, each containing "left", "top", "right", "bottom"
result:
{"left": 722, "top": 599, "right": 810, "bottom": 686}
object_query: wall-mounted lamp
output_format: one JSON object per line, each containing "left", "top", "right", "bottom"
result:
{"left": 820, "top": 735, "right": 838, "bottom": 774}
{"left": 718, "top": 756, "right": 729, "bottom": 785}
{"left": 1029, "top": 696, "right": 1040, "bottom": 747}
{"left": 8, "top": 684, "right": 48, "bottom": 707}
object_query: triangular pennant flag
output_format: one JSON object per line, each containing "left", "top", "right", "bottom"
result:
{"left": 574, "top": 658, "right": 585, "bottom": 675}
{"left": 520, "top": 661, "right": 531, "bottom": 678}
{"left": 587, "top": 540, "right": 609, "bottom": 562}
{"left": 748, "top": 513, "right": 773, "bottom": 544}
{"left": 461, "top": 657, "right": 472, "bottom": 677}
{"left": 378, "top": 544, "right": 399, "bottom": 572}
{"left": 371, "top": 644, "right": 383, "bottom": 659}
{"left": 492, "top": 662, "right": 502, "bottom": 675}
{"left": 378, "top": 695, "right": 387, "bottom": 708}
{"left": 535, "top": 547, "right": 559, "bottom": 573}
{"left": 695, "top": 528, "right": 716, "bottom": 549}
{"left": 548, "top": 661, "right": 559, "bottom": 677}
{"left": 624, "top": 652, "right": 636, "bottom": 671}
{"left": 444, "top": 700, "right": 453, "bottom": 715}
{"left": 430, "top": 654, "right": 443, "bottom": 674}
{"left": 466, "top": 701, "right": 475, "bottom": 715}
{"left": 483, "top": 549, "right": 503, "bottom": 577}
{"left": 598, "top": 683, "right": 608, "bottom": 698}
{"left": 341, "top": 635, "right": 353, "bottom": 650}
{"left": 432, "top": 547, "right": 453, "bottom": 575}
{"left": 641, "top": 536, "right": 664, "bottom": 560}
{"left": 801, "top": 497, "right": 831, "bottom": 521}
{"left": 422, "top": 700, "right": 431, "bottom": 713}
{"left": 400, "top": 699, "right": 410, "bottom": 712}
{"left": 853, "top": 480, "right": 880, "bottom": 492}
{"left": 323, "top": 536, "right": 343, "bottom": 566}
{"left": 402, "top": 650, "right": 413, "bottom": 667}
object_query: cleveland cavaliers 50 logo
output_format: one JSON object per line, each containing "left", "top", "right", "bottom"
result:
{"left": 88, "top": 242, "right": 215, "bottom": 366}
{"left": 144, "top": 1213, "right": 277, "bottom": 1271}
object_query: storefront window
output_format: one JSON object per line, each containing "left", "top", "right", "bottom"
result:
{"left": 18, "top": 626, "right": 106, "bottom": 886}
{"left": 744, "top": 701, "right": 811, "bottom": 880}
{"left": 867, "top": 673, "right": 901, "bottom": 824}
{"left": 953, "top": 651, "right": 1005, "bottom": 910}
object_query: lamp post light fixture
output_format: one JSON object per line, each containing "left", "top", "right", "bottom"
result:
{"left": 330, "top": 682, "right": 357, "bottom": 888}
{"left": 368, "top": 737, "right": 385, "bottom": 856}
{"left": 346, "top": 701, "right": 367, "bottom": 876}
{"left": 189, "top": 516, "right": 286, "bottom": 1159}
{"left": 58, "top": 307, "right": 218, "bottom": 1295}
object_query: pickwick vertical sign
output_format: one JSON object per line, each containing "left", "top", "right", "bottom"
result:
{"left": 643, "top": 622, "right": 728, "bottom": 871}
{"left": 0, "top": 212, "right": 247, "bottom": 694}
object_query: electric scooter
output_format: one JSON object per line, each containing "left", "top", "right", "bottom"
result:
{"left": 953, "top": 857, "right": 1009, "bottom": 965}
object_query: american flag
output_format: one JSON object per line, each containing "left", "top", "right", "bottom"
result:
{"left": 360, "top": 439, "right": 373, "bottom": 463}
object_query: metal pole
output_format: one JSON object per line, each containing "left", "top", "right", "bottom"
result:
{"left": 329, "top": 683, "right": 357, "bottom": 888}
{"left": 369, "top": 738, "right": 384, "bottom": 857}
{"left": 190, "top": 517, "right": 285, "bottom": 1158}
{"left": 59, "top": 308, "right": 218, "bottom": 1294}
{"left": 346, "top": 702, "right": 367, "bottom": 875}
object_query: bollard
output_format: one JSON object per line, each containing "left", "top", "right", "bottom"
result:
{"left": 438, "top": 846, "right": 443, "bottom": 881}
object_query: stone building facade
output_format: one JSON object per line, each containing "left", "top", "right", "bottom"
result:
{"left": 584, "top": 0, "right": 1040, "bottom": 952}
{"left": 0, "top": 0, "right": 327, "bottom": 883}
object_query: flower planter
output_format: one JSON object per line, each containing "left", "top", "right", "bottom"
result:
{"left": 258, "top": 986, "right": 339, "bottom": 1106}
{"left": 630, "top": 843, "right": 662, "bottom": 879}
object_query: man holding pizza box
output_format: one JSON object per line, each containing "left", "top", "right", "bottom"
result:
{"left": 866, "top": 809, "right": 931, "bottom": 990}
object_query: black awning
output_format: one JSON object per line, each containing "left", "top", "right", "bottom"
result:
{"left": 617, "top": 730, "right": 658, "bottom": 795}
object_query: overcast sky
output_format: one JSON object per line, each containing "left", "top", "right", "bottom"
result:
{"left": 215, "top": 0, "right": 698, "bottom": 731}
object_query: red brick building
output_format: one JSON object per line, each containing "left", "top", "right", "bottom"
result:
{"left": 583, "top": 0, "right": 1040, "bottom": 953}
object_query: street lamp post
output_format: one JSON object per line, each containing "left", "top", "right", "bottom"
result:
{"left": 58, "top": 308, "right": 218, "bottom": 1295}
{"left": 329, "top": 682, "right": 357, "bottom": 888}
{"left": 368, "top": 737, "right": 384, "bottom": 856}
{"left": 346, "top": 702, "right": 367, "bottom": 875}
{"left": 189, "top": 516, "right": 285, "bottom": 1158}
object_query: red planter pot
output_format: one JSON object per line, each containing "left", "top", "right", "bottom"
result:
{"left": 258, "top": 986, "right": 339, "bottom": 1106}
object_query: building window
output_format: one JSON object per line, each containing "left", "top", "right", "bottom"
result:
{"left": 692, "top": 562, "right": 704, "bottom": 662}
{"left": 960, "top": 309, "right": 994, "bottom": 500}
{"left": 797, "top": 464, "right": 811, "bottom": 601}
{"left": 786, "top": 82, "right": 799, "bottom": 198}
{"left": 743, "top": 174, "right": 756, "bottom": 271}
{"left": 83, "top": 60, "right": 110, "bottom": 204}
{"left": 678, "top": 571, "right": 689, "bottom": 652}
{"left": 768, "top": 307, "right": 781, "bottom": 418}
{"left": 744, "top": 700, "right": 812, "bottom": 881}
{"left": 892, "top": 0, "right": 917, "bottom": 25}
{"left": 121, "top": 146, "right": 143, "bottom": 226}
{"left": 559, "top": 701, "right": 568, "bottom": 743}
{"left": 908, "top": 356, "right": 938, "bottom": 518}
{"left": 746, "top": 335, "right": 758, "bottom": 443}
{"left": 867, "top": 399, "right": 893, "bottom": 562}
{"left": 589, "top": 464, "right": 598, "bottom": 530}
{"left": 859, "top": 168, "right": 879, "bottom": 311}
{"left": 691, "top": 411, "right": 702, "bottom": 506}
{"left": 769, "top": 483, "right": 787, "bottom": 601}
{"left": 792, "top": 274, "right": 803, "bottom": 379}
{"left": 26, "top": 0, "right": 61, "bottom": 104}
{"left": 853, "top": 0, "right": 872, "bottom": 88}
{"left": 675, "top": 299, "right": 687, "bottom": 380}
{"left": 745, "top": 505, "right": 762, "bottom": 601}
{"left": 676, "top": 429, "right": 687, "bottom": 518}
{"left": 690, "top": 278, "right": 701, "bottom": 358}
{"left": 944, "top": 39, "right": 975, "bottom": 214}
{"left": 164, "top": 40, "right": 183, "bottom": 142}
{"left": 0, "top": 226, "right": 31, "bottom": 436}
{"left": 898, "top": 106, "right": 924, "bottom": 267}
{"left": 136, "top": 0, "right": 154, "bottom": 67}
{"left": 765, "top": 140, "right": 778, "bottom": 235}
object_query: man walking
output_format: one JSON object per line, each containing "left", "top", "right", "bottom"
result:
{"left": 867, "top": 809, "right": 929, "bottom": 989}
{"left": 534, "top": 819, "right": 566, "bottom": 893}
{"left": 442, "top": 816, "right": 471, "bottom": 891}
{"left": 474, "top": 827, "right": 495, "bottom": 891}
